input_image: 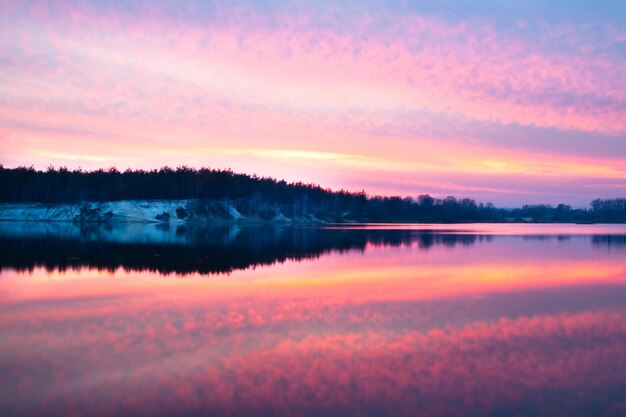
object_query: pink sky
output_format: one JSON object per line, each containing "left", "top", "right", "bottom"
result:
{"left": 1, "top": 1, "right": 625, "bottom": 205}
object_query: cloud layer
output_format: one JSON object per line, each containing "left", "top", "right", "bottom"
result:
{"left": 1, "top": 1, "right": 625, "bottom": 204}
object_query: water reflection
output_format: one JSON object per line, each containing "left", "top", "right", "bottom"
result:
{"left": 0, "top": 223, "right": 489, "bottom": 275}
{"left": 592, "top": 234, "right": 626, "bottom": 247}
{"left": 1, "top": 223, "right": 626, "bottom": 417}
{"left": 1, "top": 222, "right": 625, "bottom": 276}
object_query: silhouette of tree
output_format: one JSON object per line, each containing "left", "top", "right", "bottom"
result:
{"left": 0, "top": 165, "right": 624, "bottom": 223}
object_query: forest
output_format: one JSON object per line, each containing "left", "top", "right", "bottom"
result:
{"left": 1, "top": 165, "right": 625, "bottom": 223}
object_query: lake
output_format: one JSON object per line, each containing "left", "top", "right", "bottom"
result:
{"left": 1, "top": 223, "right": 625, "bottom": 417}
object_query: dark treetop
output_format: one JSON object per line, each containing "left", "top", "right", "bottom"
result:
{"left": 1, "top": 165, "right": 625, "bottom": 223}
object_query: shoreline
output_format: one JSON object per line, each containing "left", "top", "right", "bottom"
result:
{"left": 1, "top": 201, "right": 623, "bottom": 224}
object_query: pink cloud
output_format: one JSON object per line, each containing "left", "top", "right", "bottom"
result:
{"left": 1, "top": 2, "right": 625, "bottom": 204}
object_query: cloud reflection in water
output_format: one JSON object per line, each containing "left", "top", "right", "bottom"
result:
{"left": 1, "top": 224, "right": 626, "bottom": 416}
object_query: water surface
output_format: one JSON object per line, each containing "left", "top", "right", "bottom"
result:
{"left": 1, "top": 223, "right": 625, "bottom": 416}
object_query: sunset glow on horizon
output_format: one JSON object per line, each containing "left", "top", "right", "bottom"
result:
{"left": 1, "top": 1, "right": 625, "bottom": 205}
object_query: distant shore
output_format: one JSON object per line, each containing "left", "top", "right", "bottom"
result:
{"left": 0, "top": 200, "right": 328, "bottom": 224}
{"left": 2, "top": 166, "right": 626, "bottom": 223}
{"left": 1, "top": 200, "right": 624, "bottom": 224}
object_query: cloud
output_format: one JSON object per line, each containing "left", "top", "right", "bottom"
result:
{"left": 1, "top": 1, "right": 624, "bottom": 204}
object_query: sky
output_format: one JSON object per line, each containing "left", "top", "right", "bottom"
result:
{"left": 1, "top": 0, "right": 625, "bottom": 206}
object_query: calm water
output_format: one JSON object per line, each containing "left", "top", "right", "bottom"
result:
{"left": 1, "top": 223, "right": 626, "bottom": 417}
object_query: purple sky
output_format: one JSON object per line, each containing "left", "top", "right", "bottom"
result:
{"left": 1, "top": 1, "right": 625, "bottom": 206}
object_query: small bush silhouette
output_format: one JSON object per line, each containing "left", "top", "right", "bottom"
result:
{"left": 155, "top": 212, "right": 170, "bottom": 221}
{"left": 176, "top": 207, "right": 188, "bottom": 219}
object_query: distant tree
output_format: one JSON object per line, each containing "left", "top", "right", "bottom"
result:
{"left": 0, "top": 166, "right": 624, "bottom": 223}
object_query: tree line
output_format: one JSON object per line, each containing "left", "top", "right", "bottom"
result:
{"left": 0, "top": 165, "right": 624, "bottom": 223}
